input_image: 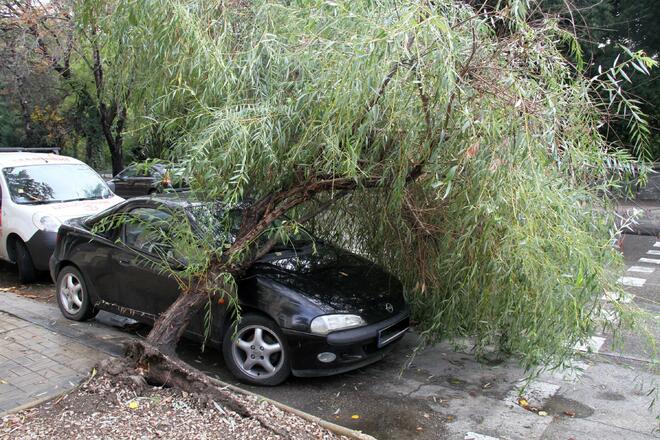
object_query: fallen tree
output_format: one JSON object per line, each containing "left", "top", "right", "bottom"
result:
{"left": 78, "top": 0, "right": 654, "bottom": 408}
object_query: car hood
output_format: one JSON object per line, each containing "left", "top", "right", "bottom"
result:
{"left": 252, "top": 243, "right": 407, "bottom": 323}
{"left": 27, "top": 196, "right": 124, "bottom": 222}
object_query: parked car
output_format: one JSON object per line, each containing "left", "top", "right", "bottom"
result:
{"left": 109, "top": 163, "right": 188, "bottom": 198}
{"left": 0, "top": 152, "right": 123, "bottom": 283}
{"left": 49, "top": 194, "right": 410, "bottom": 385}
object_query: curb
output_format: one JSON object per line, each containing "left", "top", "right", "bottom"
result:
{"left": 207, "top": 376, "right": 378, "bottom": 440}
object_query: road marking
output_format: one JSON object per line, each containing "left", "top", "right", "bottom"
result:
{"left": 574, "top": 336, "right": 606, "bottom": 353}
{"left": 617, "top": 276, "right": 647, "bottom": 287}
{"left": 639, "top": 258, "right": 660, "bottom": 265}
{"left": 628, "top": 266, "right": 655, "bottom": 274}
{"left": 603, "top": 291, "right": 636, "bottom": 303}
{"left": 600, "top": 309, "right": 619, "bottom": 325}
{"left": 647, "top": 250, "right": 660, "bottom": 256}
{"left": 654, "top": 241, "right": 660, "bottom": 248}
{"left": 465, "top": 433, "right": 499, "bottom": 440}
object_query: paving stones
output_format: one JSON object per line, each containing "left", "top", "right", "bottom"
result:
{"left": 0, "top": 311, "right": 106, "bottom": 415}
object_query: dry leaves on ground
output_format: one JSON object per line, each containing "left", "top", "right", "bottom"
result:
{"left": 1, "top": 374, "right": 348, "bottom": 440}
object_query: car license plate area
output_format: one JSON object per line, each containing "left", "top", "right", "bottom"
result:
{"left": 378, "top": 317, "right": 409, "bottom": 348}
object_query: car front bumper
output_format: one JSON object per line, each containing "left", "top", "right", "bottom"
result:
{"left": 283, "top": 307, "right": 410, "bottom": 377}
{"left": 48, "top": 253, "right": 58, "bottom": 283}
{"left": 25, "top": 230, "right": 57, "bottom": 271}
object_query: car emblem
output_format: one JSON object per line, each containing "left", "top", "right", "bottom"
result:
{"left": 385, "top": 303, "right": 394, "bottom": 313}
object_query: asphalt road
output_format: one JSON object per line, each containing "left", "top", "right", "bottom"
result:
{"left": 1, "top": 233, "right": 658, "bottom": 439}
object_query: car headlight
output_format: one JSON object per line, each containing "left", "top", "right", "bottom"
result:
{"left": 310, "top": 314, "right": 366, "bottom": 335}
{"left": 32, "top": 213, "right": 62, "bottom": 232}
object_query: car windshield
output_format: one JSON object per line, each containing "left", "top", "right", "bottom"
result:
{"left": 185, "top": 202, "right": 314, "bottom": 245}
{"left": 3, "top": 164, "right": 112, "bottom": 205}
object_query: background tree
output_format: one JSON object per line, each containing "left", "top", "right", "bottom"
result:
{"left": 0, "top": 0, "right": 129, "bottom": 173}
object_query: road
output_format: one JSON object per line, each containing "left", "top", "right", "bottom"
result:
{"left": 0, "top": 234, "right": 658, "bottom": 439}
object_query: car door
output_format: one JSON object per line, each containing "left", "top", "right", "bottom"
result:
{"left": 111, "top": 166, "right": 138, "bottom": 198}
{"left": 131, "top": 167, "right": 158, "bottom": 196}
{"left": 112, "top": 206, "right": 182, "bottom": 318}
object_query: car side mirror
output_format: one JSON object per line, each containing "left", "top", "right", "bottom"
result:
{"left": 106, "top": 181, "right": 116, "bottom": 192}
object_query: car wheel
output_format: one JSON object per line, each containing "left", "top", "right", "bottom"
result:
{"left": 15, "top": 240, "right": 36, "bottom": 284}
{"left": 222, "top": 314, "right": 290, "bottom": 386}
{"left": 56, "top": 266, "right": 97, "bottom": 321}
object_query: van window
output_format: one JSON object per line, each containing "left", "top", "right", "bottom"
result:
{"left": 3, "top": 164, "right": 112, "bottom": 205}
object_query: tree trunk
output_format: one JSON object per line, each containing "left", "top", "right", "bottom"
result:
{"left": 110, "top": 142, "right": 123, "bottom": 175}
{"left": 146, "top": 290, "right": 209, "bottom": 354}
{"left": 19, "top": 95, "right": 34, "bottom": 146}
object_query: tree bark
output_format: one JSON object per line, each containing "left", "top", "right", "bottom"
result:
{"left": 146, "top": 289, "right": 210, "bottom": 354}
{"left": 92, "top": 43, "right": 125, "bottom": 175}
{"left": 110, "top": 139, "right": 124, "bottom": 175}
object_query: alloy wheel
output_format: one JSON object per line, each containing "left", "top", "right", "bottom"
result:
{"left": 59, "top": 272, "right": 83, "bottom": 315}
{"left": 231, "top": 325, "right": 284, "bottom": 380}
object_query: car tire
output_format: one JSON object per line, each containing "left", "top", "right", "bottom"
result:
{"left": 222, "top": 313, "right": 291, "bottom": 386}
{"left": 56, "top": 266, "right": 97, "bottom": 321}
{"left": 15, "top": 240, "right": 37, "bottom": 284}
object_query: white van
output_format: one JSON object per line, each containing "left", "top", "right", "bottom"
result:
{"left": 0, "top": 152, "right": 123, "bottom": 282}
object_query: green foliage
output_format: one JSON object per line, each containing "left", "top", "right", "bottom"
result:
{"left": 0, "top": 92, "right": 25, "bottom": 147}
{"left": 541, "top": 0, "right": 660, "bottom": 160}
{"left": 80, "top": 0, "right": 655, "bottom": 370}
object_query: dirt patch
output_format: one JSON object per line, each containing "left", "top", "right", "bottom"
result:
{"left": 542, "top": 395, "right": 594, "bottom": 419}
{"left": 0, "top": 373, "right": 349, "bottom": 440}
{"left": 0, "top": 262, "right": 55, "bottom": 303}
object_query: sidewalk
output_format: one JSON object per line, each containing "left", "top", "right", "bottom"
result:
{"left": 0, "top": 311, "right": 105, "bottom": 414}
{"left": 0, "top": 293, "right": 131, "bottom": 416}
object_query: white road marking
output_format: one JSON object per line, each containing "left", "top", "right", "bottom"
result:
{"left": 600, "top": 309, "right": 619, "bottom": 325}
{"left": 639, "top": 258, "right": 660, "bottom": 265}
{"left": 653, "top": 241, "right": 660, "bottom": 248}
{"left": 465, "top": 433, "right": 499, "bottom": 440}
{"left": 617, "top": 276, "right": 647, "bottom": 287}
{"left": 603, "top": 291, "right": 636, "bottom": 303}
{"left": 628, "top": 266, "right": 655, "bottom": 274}
{"left": 647, "top": 250, "right": 660, "bottom": 256}
{"left": 574, "top": 336, "right": 606, "bottom": 353}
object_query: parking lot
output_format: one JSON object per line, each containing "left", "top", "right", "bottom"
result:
{"left": 1, "top": 234, "right": 658, "bottom": 439}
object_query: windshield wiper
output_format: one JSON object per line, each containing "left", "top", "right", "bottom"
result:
{"left": 22, "top": 199, "right": 65, "bottom": 205}
{"left": 59, "top": 195, "right": 108, "bottom": 203}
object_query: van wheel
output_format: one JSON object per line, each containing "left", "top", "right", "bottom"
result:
{"left": 56, "top": 266, "right": 97, "bottom": 321}
{"left": 15, "top": 241, "right": 36, "bottom": 284}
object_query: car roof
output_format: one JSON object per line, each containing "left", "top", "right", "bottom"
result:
{"left": 129, "top": 192, "right": 203, "bottom": 208}
{"left": 0, "top": 152, "right": 84, "bottom": 168}
{"left": 128, "top": 193, "right": 250, "bottom": 211}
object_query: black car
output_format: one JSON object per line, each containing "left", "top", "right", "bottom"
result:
{"left": 49, "top": 195, "right": 410, "bottom": 385}
{"left": 109, "top": 163, "right": 188, "bottom": 198}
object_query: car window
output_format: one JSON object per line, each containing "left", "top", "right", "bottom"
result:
{"left": 136, "top": 167, "right": 152, "bottom": 177}
{"left": 3, "top": 164, "right": 112, "bottom": 205}
{"left": 123, "top": 207, "right": 173, "bottom": 255}
{"left": 116, "top": 166, "right": 133, "bottom": 179}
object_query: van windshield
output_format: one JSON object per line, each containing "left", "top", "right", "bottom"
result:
{"left": 3, "top": 164, "right": 112, "bottom": 205}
